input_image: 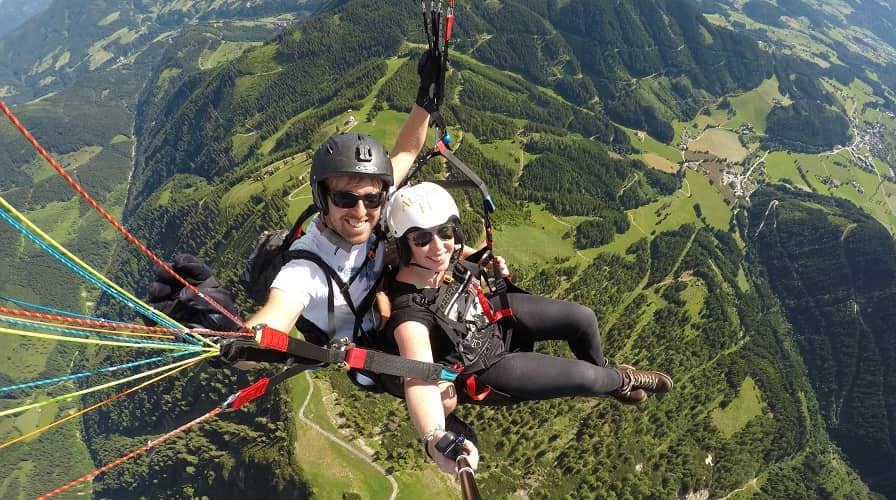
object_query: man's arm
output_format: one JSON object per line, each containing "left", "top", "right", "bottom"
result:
{"left": 390, "top": 104, "right": 431, "bottom": 185}
{"left": 246, "top": 288, "right": 304, "bottom": 333}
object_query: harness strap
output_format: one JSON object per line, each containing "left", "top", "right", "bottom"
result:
{"left": 283, "top": 204, "right": 318, "bottom": 244}
{"left": 464, "top": 375, "right": 491, "bottom": 401}
{"left": 255, "top": 325, "right": 458, "bottom": 382}
{"left": 286, "top": 227, "right": 383, "bottom": 340}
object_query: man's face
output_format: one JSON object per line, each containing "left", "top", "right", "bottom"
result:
{"left": 323, "top": 176, "right": 385, "bottom": 245}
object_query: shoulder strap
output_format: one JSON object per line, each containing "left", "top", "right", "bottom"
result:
{"left": 281, "top": 204, "right": 319, "bottom": 252}
{"left": 285, "top": 235, "right": 384, "bottom": 340}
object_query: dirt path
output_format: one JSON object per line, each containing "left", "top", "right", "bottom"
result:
{"left": 617, "top": 172, "right": 640, "bottom": 196}
{"left": 298, "top": 371, "right": 399, "bottom": 500}
{"left": 751, "top": 199, "right": 778, "bottom": 239}
{"left": 288, "top": 181, "right": 310, "bottom": 200}
{"left": 720, "top": 477, "right": 759, "bottom": 499}
{"left": 628, "top": 212, "right": 649, "bottom": 237}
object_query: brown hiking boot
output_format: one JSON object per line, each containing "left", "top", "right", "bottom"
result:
{"left": 609, "top": 364, "right": 648, "bottom": 405}
{"left": 611, "top": 364, "right": 673, "bottom": 404}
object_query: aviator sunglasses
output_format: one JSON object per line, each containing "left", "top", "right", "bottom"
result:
{"left": 410, "top": 224, "right": 457, "bottom": 247}
{"left": 328, "top": 190, "right": 386, "bottom": 209}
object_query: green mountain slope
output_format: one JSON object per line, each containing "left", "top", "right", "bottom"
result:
{"left": 747, "top": 184, "right": 896, "bottom": 498}
{"left": 689, "top": 0, "right": 896, "bottom": 92}
{"left": 2, "top": 0, "right": 895, "bottom": 498}
{"left": 455, "top": 0, "right": 775, "bottom": 144}
{"left": 0, "top": 0, "right": 318, "bottom": 103}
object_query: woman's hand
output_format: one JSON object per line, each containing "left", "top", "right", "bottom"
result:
{"left": 427, "top": 431, "right": 479, "bottom": 474}
{"left": 491, "top": 255, "right": 510, "bottom": 279}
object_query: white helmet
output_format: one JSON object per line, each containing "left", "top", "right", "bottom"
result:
{"left": 385, "top": 182, "right": 460, "bottom": 237}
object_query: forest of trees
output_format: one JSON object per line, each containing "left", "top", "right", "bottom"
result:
{"left": 748, "top": 185, "right": 896, "bottom": 497}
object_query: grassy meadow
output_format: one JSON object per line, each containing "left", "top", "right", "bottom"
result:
{"left": 285, "top": 373, "right": 460, "bottom": 500}
{"left": 711, "top": 376, "right": 765, "bottom": 438}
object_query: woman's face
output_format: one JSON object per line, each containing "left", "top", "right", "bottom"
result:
{"left": 406, "top": 223, "right": 457, "bottom": 271}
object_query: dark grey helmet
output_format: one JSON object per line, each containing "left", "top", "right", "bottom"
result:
{"left": 311, "top": 133, "right": 394, "bottom": 214}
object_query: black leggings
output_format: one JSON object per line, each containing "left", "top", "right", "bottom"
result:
{"left": 475, "top": 293, "right": 623, "bottom": 401}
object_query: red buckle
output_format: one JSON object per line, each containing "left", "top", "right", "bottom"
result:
{"left": 465, "top": 375, "right": 491, "bottom": 401}
{"left": 223, "top": 378, "right": 270, "bottom": 411}
{"left": 256, "top": 325, "right": 289, "bottom": 352}
{"left": 343, "top": 347, "right": 369, "bottom": 369}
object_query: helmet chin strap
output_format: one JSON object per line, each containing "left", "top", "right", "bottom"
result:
{"left": 408, "top": 260, "right": 438, "bottom": 272}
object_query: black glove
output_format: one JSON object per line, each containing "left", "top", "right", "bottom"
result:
{"left": 208, "top": 335, "right": 313, "bottom": 369}
{"left": 415, "top": 49, "right": 444, "bottom": 113}
{"left": 144, "top": 253, "right": 242, "bottom": 333}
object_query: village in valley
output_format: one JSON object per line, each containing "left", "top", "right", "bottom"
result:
{"left": 664, "top": 102, "right": 896, "bottom": 212}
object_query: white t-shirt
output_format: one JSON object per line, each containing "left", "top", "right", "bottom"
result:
{"left": 270, "top": 216, "right": 384, "bottom": 341}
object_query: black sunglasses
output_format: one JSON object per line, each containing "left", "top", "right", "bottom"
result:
{"left": 410, "top": 224, "right": 457, "bottom": 247}
{"left": 328, "top": 190, "right": 386, "bottom": 209}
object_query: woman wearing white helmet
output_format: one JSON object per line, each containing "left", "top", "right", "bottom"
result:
{"left": 382, "top": 182, "right": 673, "bottom": 474}
{"left": 386, "top": 180, "right": 465, "bottom": 272}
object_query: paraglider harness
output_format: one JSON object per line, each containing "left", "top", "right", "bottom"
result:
{"left": 387, "top": 0, "right": 521, "bottom": 403}
{"left": 239, "top": 203, "right": 385, "bottom": 346}
{"left": 235, "top": 203, "right": 457, "bottom": 389}
{"left": 389, "top": 252, "right": 523, "bottom": 405}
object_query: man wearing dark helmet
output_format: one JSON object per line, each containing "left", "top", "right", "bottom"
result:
{"left": 245, "top": 112, "right": 429, "bottom": 343}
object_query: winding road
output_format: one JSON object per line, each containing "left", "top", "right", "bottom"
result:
{"left": 297, "top": 371, "right": 399, "bottom": 500}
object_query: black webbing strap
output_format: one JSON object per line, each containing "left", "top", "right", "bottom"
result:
{"left": 255, "top": 325, "right": 458, "bottom": 382}
{"left": 435, "top": 140, "right": 496, "bottom": 213}
{"left": 283, "top": 204, "right": 319, "bottom": 246}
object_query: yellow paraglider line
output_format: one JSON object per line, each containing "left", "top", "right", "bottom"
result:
{"left": 0, "top": 356, "right": 208, "bottom": 449}
{"left": 0, "top": 325, "right": 215, "bottom": 351}
{"left": 0, "top": 351, "right": 217, "bottom": 418}
{"left": 0, "top": 196, "right": 217, "bottom": 348}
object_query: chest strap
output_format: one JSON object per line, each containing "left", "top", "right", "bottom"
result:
{"left": 286, "top": 232, "right": 382, "bottom": 341}
{"left": 253, "top": 325, "right": 458, "bottom": 382}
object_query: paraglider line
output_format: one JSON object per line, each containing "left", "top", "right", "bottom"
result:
{"left": 0, "top": 350, "right": 198, "bottom": 393}
{"left": 36, "top": 406, "right": 223, "bottom": 499}
{"left": 0, "top": 350, "right": 215, "bottom": 418}
{"left": 0, "top": 98, "right": 244, "bottom": 339}
{"left": 0, "top": 356, "right": 206, "bottom": 450}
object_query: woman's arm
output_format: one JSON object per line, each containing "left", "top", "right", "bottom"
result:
{"left": 395, "top": 319, "right": 477, "bottom": 473}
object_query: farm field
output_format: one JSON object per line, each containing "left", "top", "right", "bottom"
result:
{"left": 687, "top": 128, "right": 748, "bottom": 162}
{"left": 601, "top": 169, "right": 733, "bottom": 255}
{"left": 764, "top": 151, "right": 896, "bottom": 234}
